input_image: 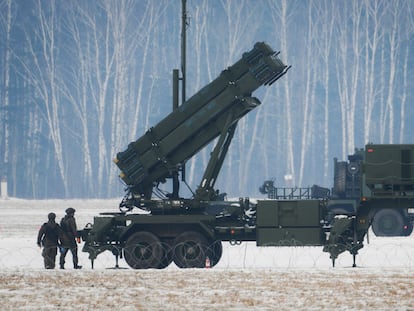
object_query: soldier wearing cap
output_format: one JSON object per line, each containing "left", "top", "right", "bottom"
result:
{"left": 37, "top": 212, "right": 62, "bottom": 269}
{"left": 59, "top": 207, "right": 82, "bottom": 269}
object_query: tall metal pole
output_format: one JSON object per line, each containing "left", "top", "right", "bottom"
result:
{"left": 171, "top": 0, "right": 188, "bottom": 193}
{"left": 180, "top": 0, "right": 188, "bottom": 185}
{"left": 181, "top": 0, "right": 187, "bottom": 105}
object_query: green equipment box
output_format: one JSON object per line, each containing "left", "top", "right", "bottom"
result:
{"left": 365, "top": 144, "right": 414, "bottom": 186}
{"left": 256, "top": 200, "right": 325, "bottom": 246}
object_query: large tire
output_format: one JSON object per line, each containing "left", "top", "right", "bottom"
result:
{"left": 124, "top": 231, "right": 163, "bottom": 269}
{"left": 333, "top": 162, "right": 347, "bottom": 197}
{"left": 372, "top": 209, "right": 405, "bottom": 237}
{"left": 207, "top": 240, "right": 223, "bottom": 268}
{"left": 173, "top": 231, "right": 209, "bottom": 268}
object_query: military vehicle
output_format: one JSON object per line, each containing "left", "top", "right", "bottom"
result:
{"left": 261, "top": 144, "right": 414, "bottom": 237}
{"left": 79, "top": 42, "right": 383, "bottom": 269}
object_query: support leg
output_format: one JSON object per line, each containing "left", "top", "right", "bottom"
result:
{"left": 112, "top": 247, "right": 120, "bottom": 269}
{"left": 352, "top": 216, "right": 358, "bottom": 268}
{"left": 115, "top": 254, "right": 119, "bottom": 269}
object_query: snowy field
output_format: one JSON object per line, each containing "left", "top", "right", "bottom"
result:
{"left": 1, "top": 198, "right": 414, "bottom": 310}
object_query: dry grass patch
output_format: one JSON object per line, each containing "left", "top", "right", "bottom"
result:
{"left": 1, "top": 269, "right": 414, "bottom": 310}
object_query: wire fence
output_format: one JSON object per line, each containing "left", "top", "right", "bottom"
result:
{"left": 2, "top": 199, "right": 414, "bottom": 272}
{"left": 2, "top": 240, "right": 414, "bottom": 271}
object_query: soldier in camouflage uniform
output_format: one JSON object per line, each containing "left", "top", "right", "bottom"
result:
{"left": 59, "top": 207, "right": 82, "bottom": 269}
{"left": 37, "top": 212, "right": 62, "bottom": 269}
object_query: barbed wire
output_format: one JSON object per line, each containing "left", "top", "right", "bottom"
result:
{"left": 2, "top": 241, "right": 414, "bottom": 271}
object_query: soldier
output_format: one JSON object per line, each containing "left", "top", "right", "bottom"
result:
{"left": 37, "top": 212, "right": 62, "bottom": 269}
{"left": 59, "top": 207, "right": 82, "bottom": 269}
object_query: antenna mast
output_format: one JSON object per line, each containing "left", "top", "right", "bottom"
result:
{"left": 181, "top": 0, "right": 187, "bottom": 106}
{"left": 171, "top": 0, "right": 189, "bottom": 197}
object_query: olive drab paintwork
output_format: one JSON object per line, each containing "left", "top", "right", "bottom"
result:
{"left": 114, "top": 42, "right": 289, "bottom": 201}
{"left": 329, "top": 144, "right": 414, "bottom": 237}
{"left": 364, "top": 144, "right": 414, "bottom": 194}
{"left": 256, "top": 200, "right": 326, "bottom": 246}
{"left": 79, "top": 42, "right": 411, "bottom": 270}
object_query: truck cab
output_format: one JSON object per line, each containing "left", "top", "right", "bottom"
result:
{"left": 332, "top": 144, "right": 414, "bottom": 236}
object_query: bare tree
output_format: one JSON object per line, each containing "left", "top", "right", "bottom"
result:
{"left": 383, "top": 0, "right": 411, "bottom": 143}
{"left": 297, "top": 0, "right": 318, "bottom": 186}
{"left": 313, "top": 0, "right": 336, "bottom": 185}
{"left": 2, "top": 0, "right": 414, "bottom": 198}
{"left": 383, "top": 1, "right": 398, "bottom": 143}
{"left": 267, "top": 0, "right": 297, "bottom": 186}
{"left": 129, "top": 2, "right": 161, "bottom": 140}
{"left": 333, "top": 1, "right": 364, "bottom": 156}
{"left": 20, "top": 0, "right": 69, "bottom": 196}
{"left": 0, "top": 0, "right": 12, "bottom": 179}
{"left": 107, "top": 0, "right": 132, "bottom": 191}
{"left": 63, "top": 2, "right": 119, "bottom": 197}
{"left": 399, "top": 44, "right": 409, "bottom": 143}
{"left": 362, "top": 0, "right": 385, "bottom": 144}
{"left": 62, "top": 3, "right": 95, "bottom": 195}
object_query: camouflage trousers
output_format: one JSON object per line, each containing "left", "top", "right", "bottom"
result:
{"left": 42, "top": 246, "right": 58, "bottom": 269}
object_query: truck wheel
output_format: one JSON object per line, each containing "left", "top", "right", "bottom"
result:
{"left": 173, "top": 231, "right": 208, "bottom": 268}
{"left": 124, "top": 231, "right": 163, "bottom": 269}
{"left": 333, "top": 162, "right": 347, "bottom": 197}
{"left": 372, "top": 209, "right": 405, "bottom": 237}
{"left": 208, "top": 240, "right": 223, "bottom": 267}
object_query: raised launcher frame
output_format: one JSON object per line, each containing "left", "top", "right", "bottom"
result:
{"left": 114, "top": 42, "right": 290, "bottom": 204}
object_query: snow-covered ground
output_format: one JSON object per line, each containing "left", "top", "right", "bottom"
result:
{"left": 1, "top": 198, "right": 414, "bottom": 310}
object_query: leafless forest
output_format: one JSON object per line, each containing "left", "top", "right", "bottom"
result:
{"left": 0, "top": 0, "right": 413, "bottom": 198}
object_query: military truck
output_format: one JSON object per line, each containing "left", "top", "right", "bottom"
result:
{"left": 261, "top": 144, "right": 414, "bottom": 237}
{"left": 79, "top": 42, "right": 379, "bottom": 269}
